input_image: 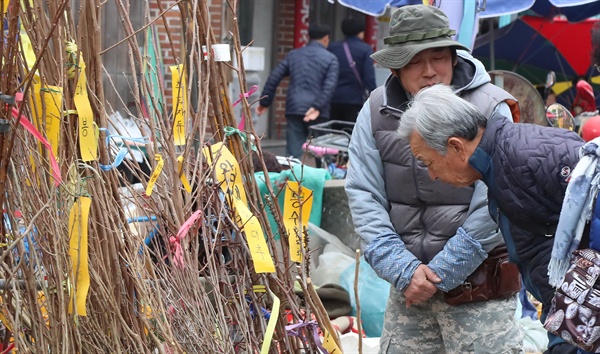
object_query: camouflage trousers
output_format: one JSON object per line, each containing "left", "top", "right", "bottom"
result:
{"left": 379, "top": 290, "right": 524, "bottom": 354}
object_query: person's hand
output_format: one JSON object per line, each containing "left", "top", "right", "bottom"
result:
{"left": 404, "top": 264, "right": 441, "bottom": 308}
{"left": 304, "top": 107, "right": 320, "bottom": 122}
{"left": 256, "top": 105, "right": 268, "bottom": 116}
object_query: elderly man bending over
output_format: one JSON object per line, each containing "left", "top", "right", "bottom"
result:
{"left": 398, "top": 83, "right": 590, "bottom": 353}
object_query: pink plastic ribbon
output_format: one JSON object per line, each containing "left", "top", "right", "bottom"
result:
{"left": 169, "top": 210, "right": 203, "bottom": 268}
{"left": 11, "top": 93, "right": 62, "bottom": 186}
{"left": 232, "top": 85, "right": 258, "bottom": 131}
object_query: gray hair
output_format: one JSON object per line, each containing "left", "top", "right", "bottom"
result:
{"left": 397, "top": 84, "right": 487, "bottom": 154}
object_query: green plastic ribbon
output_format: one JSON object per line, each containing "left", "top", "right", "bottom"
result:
{"left": 224, "top": 126, "right": 257, "bottom": 152}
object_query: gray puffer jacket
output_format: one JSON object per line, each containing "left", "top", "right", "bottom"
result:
{"left": 346, "top": 51, "right": 516, "bottom": 292}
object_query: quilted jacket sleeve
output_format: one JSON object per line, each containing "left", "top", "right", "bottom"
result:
{"left": 311, "top": 55, "right": 339, "bottom": 112}
{"left": 259, "top": 55, "right": 290, "bottom": 108}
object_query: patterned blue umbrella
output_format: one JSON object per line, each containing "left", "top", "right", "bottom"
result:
{"left": 327, "top": 0, "right": 422, "bottom": 17}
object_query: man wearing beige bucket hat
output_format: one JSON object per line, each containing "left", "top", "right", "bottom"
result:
{"left": 345, "top": 5, "right": 537, "bottom": 354}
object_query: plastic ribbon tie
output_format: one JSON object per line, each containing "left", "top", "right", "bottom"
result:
{"left": 285, "top": 320, "right": 327, "bottom": 353}
{"left": 0, "top": 119, "right": 9, "bottom": 133}
{"left": 11, "top": 106, "right": 62, "bottom": 186}
{"left": 127, "top": 216, "right": 158, "bottom": 224}
{"left": 64, "top": 41, "right": 81, "bottom": 79}
{"left": 232, "top": 85, "right": 258, "bottom": 108}
{"left": 0, "top": 92, "right": 15, "bottom": 106}
{"left": 126, "top": 216, "right": 160, "bottom": 253}
{"left": 252, "top": 285, "right": 280, "bottom": 354}
{"left": 232, "top": 85, "right": 258, "bottom": 131}
{"left": 40, "top": 86, "right": 63, "bottom": 94}
{"left": 224, "top": 126, "right": 257, "bottom": 152}
{"left": 170, "top": 210, "right": 203, "bottom": 268}
{"left": 98, "top": 128, "right": 149, "bottom": 171}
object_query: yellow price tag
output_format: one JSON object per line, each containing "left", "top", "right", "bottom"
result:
{"left": 283, "top": 181, "right": 313, "bottom": 262}
{"left": 73, "top": 59, "right": 98, "bottom": 161}
{"left": 43, "top": 86, "right": 63, "bottom": 158}
{"left": 322, "top": 328, "right": 342, "bottom": 353}
{"left": 202, "top": 143, "right": 274, "bottom": 273}
{"left": 177, "top": 155, "right": 192, "bottom": 193}
{"left": 68, "top": 196, "right": 92, "bottom": 316}
{"left": 170, "top": 64, "right": 187, "bottom": 146}
{"left": 233, "top": 197, "right": 275, "bottom": 273}
{"left": 20, "top": 31, "right": 38, "bottom": 73}
{"left": 259, "top": 286, "right": 280, "bottom": 354}
{"left": 202, "top": 142, "right": 248, "bottom": 205}
{"left": 145, "top": 154, "right": 164, "bottom": 196}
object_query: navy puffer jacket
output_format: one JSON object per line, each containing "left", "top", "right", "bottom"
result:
{"left": 259, "top": 41, "right": 339, "bottom": 119}
{"left": 469, "top": 113, "right": 585, "bottom": 308}
{"left": 328, "top": 36, "right": 376, "bottom": 105}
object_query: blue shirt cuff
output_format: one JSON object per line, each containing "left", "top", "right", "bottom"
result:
{"left": 364, "top": 232, "right": 421, "bottom": 292}
{"left": 427, "top": 227, "right": 488, "bottom": 292}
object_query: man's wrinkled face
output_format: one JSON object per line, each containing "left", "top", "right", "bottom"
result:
{"left": 397, "top": 47, "right": 454, "bottom": 95}
{"left": 409, "top": 131, "right": 477, "bottom": 187}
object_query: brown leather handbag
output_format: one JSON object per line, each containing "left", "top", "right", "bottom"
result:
{"left": 444, "top": 245, "right": 522, "bottom": 306}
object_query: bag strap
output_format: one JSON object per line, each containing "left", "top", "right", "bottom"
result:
{"left": 343, "top": 41, "right": 364, "bottom": 88}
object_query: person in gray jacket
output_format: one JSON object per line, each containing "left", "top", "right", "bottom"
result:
{"left": 345, "top": 5, "right": 525, "bottom": 353}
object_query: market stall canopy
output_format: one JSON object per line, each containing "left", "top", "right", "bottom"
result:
{"left": 480, "top": 0, "right": 600, "bottom": 22}
{"left": 326, "top": 0, "right": 423, "bottom": 17}
{"left": 329, "top": 0, "right": 600, "bottom": 21}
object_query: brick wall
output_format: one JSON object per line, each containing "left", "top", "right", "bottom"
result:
{"left": 149, "top": 0, "right": 223, "bottom": 101}
{"left": 272, "top": 0, "right": 296, "bottom": 138}
{"left": 148, "top": 0, "right": 305, "bottom": 140}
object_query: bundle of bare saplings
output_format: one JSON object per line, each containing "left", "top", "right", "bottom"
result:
{"left": 0, "top": 0, "right": 353, "bottom": 352}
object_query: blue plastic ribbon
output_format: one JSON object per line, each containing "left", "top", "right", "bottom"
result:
{"left": 98, "top": 128, "right": 149, "bottom": 171}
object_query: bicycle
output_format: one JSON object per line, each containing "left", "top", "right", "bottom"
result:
{"left": 303, "top": 120, "right": 354, "bottom": 179}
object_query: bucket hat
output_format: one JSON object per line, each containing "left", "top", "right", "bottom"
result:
{"left": 371, "top": 5, "right": 469, "bottom": 69}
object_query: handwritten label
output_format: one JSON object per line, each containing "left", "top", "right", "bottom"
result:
{"left": 145, "top": 154, "right": 164, "bottom": 196}
{"left": 73, "top": 59, "right": 98, "bottom": 161}
{"left": 203, "top": 143, "right": 274, "bottom": 273}
{"left": 202, "top": 142, "right": 248, "bottom": 205}
{"left": 233, "top": 198, "right": 275, "bottom": 273}
{"left": 322, "top": 329, "right": 342, "bottom": 353}
{"left": 283, "top": 181, "right": 313, "bottom": 262}
{"left": 68, "top": 196, "right": 92, "bottom": 315}
{"left": 170, "top": 64, "right": 187, "bottom": 146}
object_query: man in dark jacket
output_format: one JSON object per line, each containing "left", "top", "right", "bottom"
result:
{"left": 256, "top": 23, "right": 339, "bottom": 158}
{"left": 328, "top": 16, "right": 376, "bottom": 123}
{"left": 398, "top": 83, "right": 587, "bottom": 354}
